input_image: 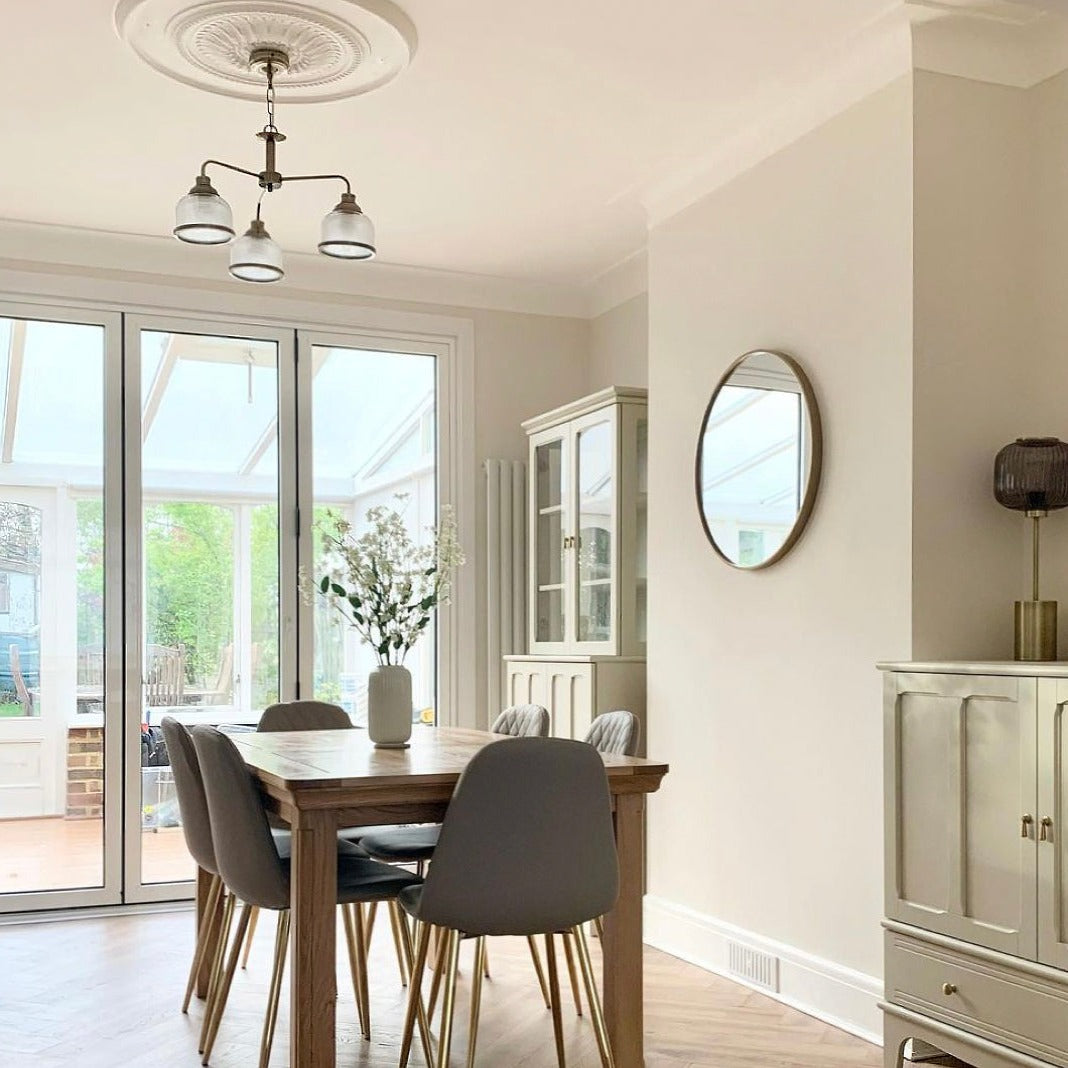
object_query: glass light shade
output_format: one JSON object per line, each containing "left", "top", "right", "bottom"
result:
{"left": 994, "top": 438, "right": 1068, "bottom": 513}
{"left": 173, "top": 176, "right": 234, "bottom": 244}
{"left": 318, "top": 195, "right": 376, "bottom": 259}
{"left": 229, "top": 220, "right": 284, "bottom": 283}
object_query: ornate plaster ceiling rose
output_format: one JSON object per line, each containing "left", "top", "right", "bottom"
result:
{"left": 113, "top": 0, "right": 416, "bottom": 102}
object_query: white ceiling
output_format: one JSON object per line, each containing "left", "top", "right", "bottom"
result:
{"left": 0, "top": 0, "right": 905, "bottom": 289}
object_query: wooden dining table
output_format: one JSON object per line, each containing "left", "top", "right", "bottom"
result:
{"left": 195, "top": 725, "right": 667, "bottom": 1068}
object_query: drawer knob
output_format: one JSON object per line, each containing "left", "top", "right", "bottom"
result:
{"left": 1022, "top": 813, "right": 1034, "bottom": 837}
{"left": 1041, "top": 816, "right": 1053, "bottom": 842}
{"left": 941, "top": 982, "right": 958, "bottom": 996}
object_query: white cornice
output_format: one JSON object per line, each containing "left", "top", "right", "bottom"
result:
{"left": 584, "top": 250, "right": 648, "bottom": 319}
{"left": 0, "top": 217, "right": 589, "bottom": 320}
{"left": 909, "top": 0, "right": 1068, "bottom": 87}
{"left": 640, "top": 3, "right": 913, "bottom": 229}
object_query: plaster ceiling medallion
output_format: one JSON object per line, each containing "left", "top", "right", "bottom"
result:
{"left": 113, "top": 0, "right": 416, "bottom": 102}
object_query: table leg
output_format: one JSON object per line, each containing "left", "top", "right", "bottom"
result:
{"left": 603, "top": 792, "right": 645, "bottom": 1068}
{"left": 290, "top": 808, "right": 338, "bottom": 1068}
{"left": 195, "top": 865, "right": 222, "bottom": 999}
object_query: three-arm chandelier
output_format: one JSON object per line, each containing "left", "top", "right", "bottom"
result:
{"left": 173, "top": 47, "right": 375, "bottom": 283}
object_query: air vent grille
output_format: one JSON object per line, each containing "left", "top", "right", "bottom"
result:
{"left": 727, "top": 941, "right": 779, "bottom": 992}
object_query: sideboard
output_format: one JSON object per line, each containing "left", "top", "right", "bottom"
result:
{"left": 880, "top": 662, "right": 1068, "bottom": 1068}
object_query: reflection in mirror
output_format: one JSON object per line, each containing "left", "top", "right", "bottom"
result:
{"left": 696, "top": 350, "right": 821, "bottom": 569}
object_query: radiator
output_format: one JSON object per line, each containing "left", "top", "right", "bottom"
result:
{"left": 485, "top": 459, "right": 527, "bottom": 718}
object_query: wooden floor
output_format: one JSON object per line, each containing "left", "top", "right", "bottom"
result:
{"left": 0, "top": 818, "right": 193, "bottom": 893}
{"left": 0, "top": 908, "right": 883, "bottom": 1068}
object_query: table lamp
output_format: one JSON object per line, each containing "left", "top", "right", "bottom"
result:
{"left": 994, "top": 437, "right": 1068, "bottom": 661}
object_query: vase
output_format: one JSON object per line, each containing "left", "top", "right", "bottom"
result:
{"left": 367, "top": 665, "right": 413, "bottom": 748}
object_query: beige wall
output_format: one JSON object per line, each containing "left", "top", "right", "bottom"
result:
{"left": 911, "top": 71, "right": 1040, "bottom": 659}
{"left": 588, "top": 292, "right": 648, "bottom": 390}
{"left": 646, "top": 78, "right": 913, "bottom": 980}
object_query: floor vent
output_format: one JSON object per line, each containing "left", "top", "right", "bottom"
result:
{"left": 727, "top": 941, "right": 780, "bottom": 992}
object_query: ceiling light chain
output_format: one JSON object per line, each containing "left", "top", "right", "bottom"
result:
{"left": 172, "top": 45, "right": 376, "bottom": 282}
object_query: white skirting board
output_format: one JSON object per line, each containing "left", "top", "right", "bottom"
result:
{"left": 643, "top": 895, "right": 884, "bottom": 1046}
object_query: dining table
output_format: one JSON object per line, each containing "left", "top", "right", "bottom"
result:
{"left": 194, "top": 724, "right": 668, "bottom": 1068}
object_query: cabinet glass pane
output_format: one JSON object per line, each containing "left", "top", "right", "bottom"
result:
{"left": 577, "top": 420, "right": 612, "bottom": 643}
{"left": 535, "top": 438, "right": 566, "bottom": 644}
{"left": 636, "top": 416, "right": 647, "bottom": 645}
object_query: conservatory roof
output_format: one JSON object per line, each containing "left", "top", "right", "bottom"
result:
{"left": 0, "top": 319, "right": 434, "bottom": 498}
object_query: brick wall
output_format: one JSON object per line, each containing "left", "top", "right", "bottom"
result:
{"left": 66, "top": 727, "right": 104, "bottom": 819}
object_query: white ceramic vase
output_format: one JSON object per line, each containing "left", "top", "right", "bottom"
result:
{"left": 367, "top": 665, "right": 412, "bottom": 748}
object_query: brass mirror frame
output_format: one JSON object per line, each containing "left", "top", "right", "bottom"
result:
{"left": 694, "top": 349, "right": 823, "bottom": 571}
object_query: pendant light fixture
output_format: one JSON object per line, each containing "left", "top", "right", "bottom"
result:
{"left": 173, "top": 47, "right": 376, "bottom": 282}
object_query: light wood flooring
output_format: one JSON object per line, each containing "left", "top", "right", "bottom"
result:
{"left": 0, "top": 819, "right": 193, "bottom": 893}
{"left": 0, "top": 908, "right": 883, "bottom": 1068}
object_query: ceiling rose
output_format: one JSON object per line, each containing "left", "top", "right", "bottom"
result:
{"left": 113, "top": 0, "right": 417, "bottom": 102}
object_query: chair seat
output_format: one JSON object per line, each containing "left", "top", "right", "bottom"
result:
{"left": 396, "top": 883, "right": 587, "bottom": 937}
{"left": 331, "top": 855, "right": 422, "bottom": 905}
{"left": 359, "top": 825, "right": 441, "bottom": 862}
{"left": 270, "top": 829, "right": 368, "bottom": 860}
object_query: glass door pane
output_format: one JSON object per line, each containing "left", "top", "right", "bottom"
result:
{"left": 576, "top": 419, "right": 613, "bottom": 645}
{"left": 0, "top": 311, "right": 120, "bottom": 908}
{"left": 534, "top": 436, "right": 567, "bottom": 645}
{"left": 305, "top": 343, "right": 437, "bottom": 727}
{"left": 133, "top": 325, "right": 282, "bottom": 889}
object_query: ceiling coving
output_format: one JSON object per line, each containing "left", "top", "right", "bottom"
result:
{"left": 113, "top": 0, "right": 416, "bottom": 102}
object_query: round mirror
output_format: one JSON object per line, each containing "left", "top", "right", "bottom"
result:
{"left": 695, "top": 350, "right": 822, "bottom": 569}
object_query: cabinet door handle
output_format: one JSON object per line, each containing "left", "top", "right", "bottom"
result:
{"left": 941, "top": 982, "right": 957, "bottom": 996}
{"left": 1041, "top": 816, "right": 1053, "bottom": 842}
{"left": 1022, "top": 813, "right": 1034, "bottom": 838}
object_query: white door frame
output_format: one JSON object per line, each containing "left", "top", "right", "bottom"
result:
{"left": 0, "top": 300, "right": 123, "bottom": 914}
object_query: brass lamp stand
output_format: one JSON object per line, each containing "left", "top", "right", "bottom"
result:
{"left": 994, "top": 437, "right": 1068, "bottom": 663}
{"left": 1016, "top": 509, "right": 1057, "bottom": 661}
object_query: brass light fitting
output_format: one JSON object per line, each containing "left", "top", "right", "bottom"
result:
{"left": 172, "top": 47, "right": 376, "bottom": 282}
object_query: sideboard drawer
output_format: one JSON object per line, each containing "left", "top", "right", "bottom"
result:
{"left": 885, "top": 929, "right": 1068, "bottom": 1066}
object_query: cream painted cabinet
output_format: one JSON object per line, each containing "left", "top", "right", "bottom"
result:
{"left": 881, "top": 662, "right": 1068, "bottom": 1068}
{"left": 525, "top": 387, "right": 647, "bottom": 657}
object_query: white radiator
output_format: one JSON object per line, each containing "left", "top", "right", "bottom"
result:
{"left": 485, "top": 459, "right": 527, "bottom": 718}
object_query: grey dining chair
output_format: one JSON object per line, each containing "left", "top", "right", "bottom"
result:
{"left": 359, "top": 703, "right": 552, "bottom": 866}
{"left": 248, "top": 699, "right": 411, "bottom": 985}
{"left": 397, "top": 737, "right": 619, "bottom": 1068}
{"left": 190, "top": 726, "right": 433, "bottom": 1068}
{"left": 358, "top": 703, "right": 555, "bottom": 1005}
{"left": 162, "top": 716, "right": 372, "bottom": 1062}
{"left": 584, "top": 709, "right": 641, "bottom": 757}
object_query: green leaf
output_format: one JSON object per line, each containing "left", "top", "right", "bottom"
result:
{"left": 419, "top": 596, "right": 435, "bottom": 610}
{"left": 353, "top": 612, "right": 364, "bottom": 625}
{"left": 378, "top": 641, "right": 390, "bottom": 657}
{"left": 319, "top": 575, "right": 330, "bottom": 594}
{"left": 348, "top": 594, "right": 362, "bottom": 609}
{"left": 330, "top": 582, "right": 346, "bottom": 597}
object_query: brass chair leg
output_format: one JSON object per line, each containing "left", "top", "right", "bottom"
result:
{"left": 199, "top": 890, "right": 235, "bottom": 1053}
{"left": 389, "top": 898, "right": 410, "bottom": 986}
{"left": 481, "top": 941, "right": 491, "bottom": 980}
{"left": 526, "top": 935, "right": 552, "bottom": 1010}
{"left": 466, "top": 937, "right": 487, "bottom": 1068}
{"left": 427, "top": 925, "right": 448, "bottom": 1023}
{"left": 242, "top": 906, "right": 260, "bottom": 969}
{"left": 594, "top": 916, "right": 604, "bottom": 940}
{"left": 342, "top": 903, "right": 368, "bottom": 1037}
{"left": 183, "top": 874, "right": 222, "bottom": 1013}
{"left": 572, "top": 925, "right": 615, "bottom": 1068}
{"left": 353, "top": 902, "right": 372, "bottom": 1039}
{"left": 259, "top": 911, "right": 290, "bottom": 1068}
{"left": 365, "top": 900, "right": 378, "bottom": 947}
{"left": 396, "top": 912, "right": 435, "bottom": 1068}
{"left": 202, "top": 902, "right": 253, "bottom": 1064}
{"left": 399, "top": 921, "right": 433, "bottom": 1068}
{"left": 561, "top": 931, "right": 583, "bottom": 1017}
{"left": 544, "top": 933, "right": 567, "bottom": 1068}
{"left": 436, "top": 930, "right": 462, "bottom": 1068}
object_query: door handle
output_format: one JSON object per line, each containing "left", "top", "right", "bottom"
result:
{"left": 1041, "top": 816, "right": 1053, "bottom": 842}
{"left": 1022, "top": 813, "right": 1034, "bottom": 838}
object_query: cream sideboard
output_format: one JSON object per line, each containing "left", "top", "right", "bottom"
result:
{"left": 880, "top": 662, "right": 1068, "bottom": 1068}
{"left": 503, "top": 655, "right": 646, "bottom": 753}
